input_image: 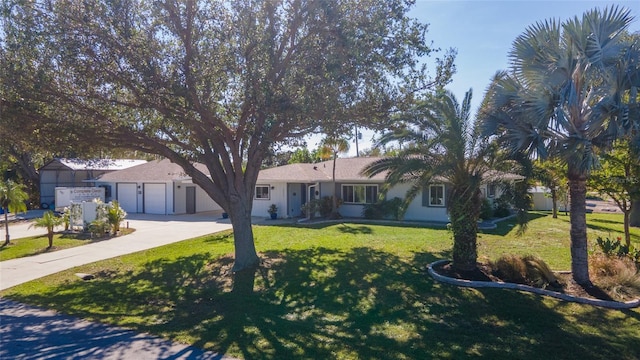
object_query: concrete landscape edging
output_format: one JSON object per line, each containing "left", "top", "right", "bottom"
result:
{"left": 428, "top": 259, "right": 640, "bottom": 310}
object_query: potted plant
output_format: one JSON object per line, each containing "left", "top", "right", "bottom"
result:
{"left": 268, "top": 204, "right": 278, "bottom": 219}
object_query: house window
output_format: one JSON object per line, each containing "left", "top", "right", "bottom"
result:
{"left": 429, "top": 184, "right": 445, "bottom": 207}
{"left": 487, "top": 184, "right": 496, "bottom": 198}
{"left": 342, "top": 185, "right": 378, "bottom": 204}
{"left": 255, "top": 185, "right": 270, "bottom": 200}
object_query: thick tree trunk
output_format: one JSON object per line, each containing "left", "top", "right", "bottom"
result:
{"left": 623, "top": 210, "right": 631, "bottom": 248}
{"left": 451, "top": 187, "right": 479, "bottom": 272}
{"left": 48, "top": 232, "right": 54, "bottom": 248}
{"left": 228, "top": 198, "right": 259, "bottom": 273}
{"left": 3, "top": 210, "right": 9, "bottom": 246}
{"left": 568, "top": 175, "right": 590, "bottom": 285}
{"left": 630, "top": 199, "right": 640, "bottom": 228}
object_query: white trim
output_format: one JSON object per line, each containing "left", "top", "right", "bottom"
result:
{"left": 255, "top": 184, "right": 271, "bottom": 200}
{"left": 341, "top": 184, "right": 378, "bottom": 204}
{"left": 429, "top": 184, "right": 445, "bottom": 207}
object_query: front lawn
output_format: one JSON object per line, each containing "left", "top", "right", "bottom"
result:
{"left": 2, "top": 213, "right": 639, "bottom": 359}
{"left": 0, "top": 228, "right": 135, "bottom": 261}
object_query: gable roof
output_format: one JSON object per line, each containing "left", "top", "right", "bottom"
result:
{"left": 95, "top": 159, "right": 209, "bottom": 182}
{"left": 257, "top": 157, "right": 525, "bottom": 184}
{"left": 93, "top": 157, "right": 525, "bottom": 184}
{"left": 257, "top": 157, "right": 388, "bottom": 183}
{"left": 40, "top": 158, "right": 147, "bottom": 171}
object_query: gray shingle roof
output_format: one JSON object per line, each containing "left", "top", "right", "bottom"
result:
{"left": 257, "top": 157, "right": 388, "bottom": 183}
{"left": 95, "top": 159, "right": 209, "bottom": 182}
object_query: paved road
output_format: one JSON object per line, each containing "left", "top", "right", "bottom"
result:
{"left": 1, "top": 211, "right": 240, "bottom": 359}
{"left": 0, "top": 298, "right": 229, "bottom": 359}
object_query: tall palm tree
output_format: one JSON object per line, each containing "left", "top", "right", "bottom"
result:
{"left": 363, "top": 89, "right": 494, "bottom": 272}
{"left": 30, "top": 210, "right": 64, "bottom": 248}
{"left": 319, "top": 137, "right": 350, "bottom": 219}
{"left": 0, "top": 179, "right": 29, "bottom": 245}
{"left": 480, "top": 6, "right": 635, "bottom": 284}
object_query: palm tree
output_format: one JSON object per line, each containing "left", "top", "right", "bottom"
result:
{"left": 319, "top": 137, "right": 350, "bottom": 219}
{"left": 363, "top": 89, "right": 493, "bottom": 272}
{"left": 480, "top": 6, "right": 635, "bottom": 284}
{"left": 30, "top": 210, "right": 64, "bottom": 248}
{"left": 0, "top": 179, "right": 29, "bottom": 246}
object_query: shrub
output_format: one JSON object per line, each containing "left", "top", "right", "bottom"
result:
{"left": 595, "top": 236, "right": 621, "bottom": 257}
{"left": 490, "top": 254, "right": 559, "bottom": 289}
{"left": 522, "top": 255, "right": 559, "bottom": 289}
{"left": 301, "top": 200, "right": 320, "bottom": 218}
{"left": 595, "top": 236, "right": 640, "bottom": 268}
{"left": 491, "top": 254, "right": 527, "bottom": 284}
{"left": 492, "top": 195, "right": 511, "bottom": 218}
{"left": 362, "top": 197, "right": 403, "bottom": 220}
{"left": 589, "top": 254, "right": 640, "bottom": 299}
{"left": 88, "top": 219, "right": 110, "bottom": 238}
{"left": 480, "top": 198, "right": 493, "bottom": 220}
{"left": 319, "top": 197, "right": 333, "bottom": 217}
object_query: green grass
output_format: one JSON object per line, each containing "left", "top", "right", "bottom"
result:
{"left": 0, "top": 228, "right": 135, "bottom": 261}
{"left": 2, "top": 213, "right": 640, "bottom": 359}
{"left": 480, "top": 211, "right": 640, "bottom": 269}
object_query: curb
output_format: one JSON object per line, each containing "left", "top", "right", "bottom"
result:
{"left": 427, "top": 259, "right": 640, "bottom": 310}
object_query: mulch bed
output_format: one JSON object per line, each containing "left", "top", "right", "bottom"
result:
{"left": 432, "top": 262, "right": 617, "bottom": 302}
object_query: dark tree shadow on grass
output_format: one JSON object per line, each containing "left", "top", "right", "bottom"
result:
{"left": 336, "top": 224, "right": 373, "bottom": 235}
{"left": 7, "top": 247, "right": 640, "bottom": 359}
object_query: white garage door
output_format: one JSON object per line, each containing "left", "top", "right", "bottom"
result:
{"left": 117, "top": 183, "right": 138, "bottom": 213}
{"left": 144, "top": 183, "right": 166, "bottom": 214}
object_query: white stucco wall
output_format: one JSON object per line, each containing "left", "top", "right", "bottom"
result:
{"left": 172, "top": 181, "right": 221, "bottom": 214}
{"left": 195, "top": 185, "right": 221, "bottom": 212}
{"left": 252, "top": 182, "right": 288, "bottom": 218}
{"left": 387, "top": 183, "right": 449, "bottom": 222}
{"left": 338, "top": 204, "right": 365, "bottom": 218}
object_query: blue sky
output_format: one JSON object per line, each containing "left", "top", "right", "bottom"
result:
{"left": 413, "top": 0, "right": 640, "bottom": 120}
{"left": 332, "top": 0, "right": 640, "bottom": 156}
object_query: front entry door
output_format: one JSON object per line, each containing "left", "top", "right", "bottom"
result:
{"left": 186, "top": 186, "right": 196, "bottom": 214}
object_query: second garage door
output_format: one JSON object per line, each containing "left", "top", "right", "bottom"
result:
{"left": 144, "top": 183, "right": 166, "bottom": 214}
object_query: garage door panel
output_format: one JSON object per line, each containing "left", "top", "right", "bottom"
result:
{"left": 117, "top": 183, "right": 138, "bottom": 213}
{"left": 144, "top": 183, "right": 166, "bottom": 214}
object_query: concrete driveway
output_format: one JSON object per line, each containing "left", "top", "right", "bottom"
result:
{"left": 1, "top": 211, "right": 241, "bottom": 359}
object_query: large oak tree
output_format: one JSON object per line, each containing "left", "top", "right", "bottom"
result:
{"left": 4, "top": 0, "right": 455, "bottom": 271}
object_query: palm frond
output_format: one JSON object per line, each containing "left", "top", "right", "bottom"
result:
{"left": 580, "top": 6, "right": 633, "bottom": 67}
